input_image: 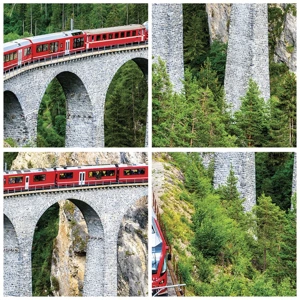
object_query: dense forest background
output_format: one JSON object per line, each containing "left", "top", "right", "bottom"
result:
{"left": 4, "top": 3, "right": 148, "bottom": 147}
{"left": 153, "top": 4, "right": 297, "bottom": 147}
{"left": 153, "top": 152, "right": 296, "bottom": 296}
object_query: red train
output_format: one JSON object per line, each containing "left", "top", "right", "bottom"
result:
{"left": 152, "top": 208, "right": 169, "bottom": 296}
{"left": 4, "top": 22, "right": 148, "bottom": 72}
{"left": 4, "top": 164, "right": 148, "bottom": 193}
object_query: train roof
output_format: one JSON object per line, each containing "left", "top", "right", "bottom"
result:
{"left": 4, "top": 164, "right": 148, "bottom": 175}
{"left": 4, "top": 168, "right": 54, "bottom": 175}
{"left": 25, "top": 29, "right": 83, "bottom": 44}
{"left": 4, "top": 39, "right": 31, "bottom": 52}
{"left": 84, "top": 24, "right": 145, "bottom": 35}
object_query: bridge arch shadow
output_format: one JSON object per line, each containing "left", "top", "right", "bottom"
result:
{"left": 104, "top": 57, "right": 148, "bottom": 147}
{"left": 32, "top": 198, "right": 104, "bottom": 296}
{"left": 38, "top": 71, "right": 94, "bottom": 147}
{"left": 4, "top": 91, "right": 29, "bottom": 146}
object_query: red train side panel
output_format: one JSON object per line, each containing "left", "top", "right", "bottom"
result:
{"left": 118, "top": 164, "right": 148, "bottom": 183}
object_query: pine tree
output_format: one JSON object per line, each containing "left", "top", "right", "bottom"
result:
{"left": 234, "top": 79, "right": 269, "bottom": 147}
{"left": 253, "top": 194, "right": 285, "bottom": 272}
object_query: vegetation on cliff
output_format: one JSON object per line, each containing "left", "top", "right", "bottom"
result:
{"left": 153, "top": 153, "right": 296, "bottom": 296}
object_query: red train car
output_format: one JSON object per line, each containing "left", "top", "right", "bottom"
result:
{"left": 4, "top": 39, "right": 32, "bottom": 71}
{"left": 152, "top": 208, "right": 169, "bottom": 296}
{"left": 118, "top": 164, "right": 148, "bottom": 183}
{"left": 4, "top": 168, "right": 56, "bottom": 192}
{"left": 4, "top": 164, "right": 148, "bottom": 193}
{"left": 3, "top": 22, "right": 148, "bottom": 73}
{"left": 25, "top": 29, "right": 86, "bottom": 62}
{"left": 55, "top": 165, "right": 118, "bottom": 187}
{"left": 85, "top": 23, "right": 147, "bottom": 49}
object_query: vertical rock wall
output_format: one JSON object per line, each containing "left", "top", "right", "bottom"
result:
{"left": 224, "top": 3, "right": 270, "bottom": 112}
{"left": 152, "top": 3, "right": 184, "bottom": 92}
{"left": 213, "top": 152, "right": 256, "bottom": 212}
{"left": 206, "top": 4, "right": 231, "bottom": 44}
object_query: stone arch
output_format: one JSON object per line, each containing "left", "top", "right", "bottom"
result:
{"left": 39, "top": 71, "right": 94, "bottom": 147}
{"left": 4, "top": 91, "right": 29, "bottom": 146}
{"left": 31, "top": 195, "right": 104, "bottom": 296}
{"left": 4, "top": 214, "right": 21, "bottom": 296}
{"left": 117, "top": 196, "right": 148, "bottom": 296}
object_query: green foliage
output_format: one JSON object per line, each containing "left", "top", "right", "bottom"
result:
{"left": 256, "top": 152, "right": 294, "bottom": 210}
{"left": 104, "top": 60, "right": 147, "bottom": 147}
{"left": 3, "top": 152, "right": 18, "bottom": 170}
{"left": 156, "top": 153, "right": 296, "bottom": 296}
{"left": 233, "top": 79, "right": 269, "bottom": 147}
{"left": 32, "top": 204, "right": 59, "bottom": 296}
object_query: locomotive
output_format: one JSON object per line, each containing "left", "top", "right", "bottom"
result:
{"left": 152, "top": 208, "right": 169, "bottom": 296}
{"left": 4, "top": 22, "right": 148, "bottom": 72}
{"left": 4, "top": 164, "right": 148, "bottom": 193}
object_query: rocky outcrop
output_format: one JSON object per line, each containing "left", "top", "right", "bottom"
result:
{"left": 273, "top": 4, "right": 297, "bottom": 72}
{"left": 206, "top": 4, "right": 231, "bottom": 44}
{"left": 117, "top": 196, "right": 148, "bottom": 296}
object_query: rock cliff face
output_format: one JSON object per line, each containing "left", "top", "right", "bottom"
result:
{"left": 273, "top": 4, "right": 297, "bottom": 72}
{"left": 11, "top": 152, "right": 148, "bottom": 296}
{"left": 206, "top": 3, "right": 231, "bottom": 44}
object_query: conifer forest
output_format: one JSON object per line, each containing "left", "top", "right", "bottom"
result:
{"left": 152, "top": 4, "right": 296, "bottom": 147}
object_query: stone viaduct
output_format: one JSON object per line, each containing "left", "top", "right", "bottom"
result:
{"left": 3, "top": 184, "right": 148, "bottom": 296}
{"left": 3, "top": 45, "right": 148, "bottom": 147}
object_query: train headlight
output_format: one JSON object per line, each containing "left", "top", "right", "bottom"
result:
{"left": 159, "top": 279, "right": 165, "bottom": 284}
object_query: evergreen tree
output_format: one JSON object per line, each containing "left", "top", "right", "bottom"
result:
{"left": 253, "top": 194, "right": 285, "bottom": 272}
{"left": 104, "top": 60, "right": 147, "bottom": 147}
{"left": 234, "top": 79, "right": 269, "bottom": 147}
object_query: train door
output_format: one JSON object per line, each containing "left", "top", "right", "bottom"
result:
{"left": 18, "top": 49, "right": 22, "bottom": 66}
{"left": 25, "top": 176, "right": 29, "bottom": 190}
{"left": 79, "top": 172, "right": 85, "bottom": 186}
{"left": 65, "top": 40, "right": 70, "bottom": 55}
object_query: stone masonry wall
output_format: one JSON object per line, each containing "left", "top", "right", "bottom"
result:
{"left": 3, "top": 185, "right": 147, "bottom": 297}
{"left": 224, "top": 3, "right": 270, "bottom": 112}
{"left": 214, "top": 152, "right": 256, "bottom": 212}
{"left": 152, "top": 3, "right": 184, "bottom": 93}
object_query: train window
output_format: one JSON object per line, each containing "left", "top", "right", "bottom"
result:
{"left": 34, "top": 174, "right": 46, "bottom": 182}
{"left": 24, "top": 47, "right": 31, "bottom": 56}
{"left": 132, "top": 31, "right": 136, "bottom": 36}
{"left": 121, "top": 32, "right": 125, "bottom": 38}
{"left": 50, "top": 42, "right": 59, "bottom": 53}
{"left": 42, "top": 44, "right": 48, "bottom": 51}
{"left": 59, "top": 172, "right": 73, "bottom": 179}
{"left": 36, "top": 45, "right": 42, "bottom": 53}
{"left": 97, "top": 35, "right": 100, "bottom": 41}
{"left": 126, "top": 31, "right": 131, "bottom": 37}
{"left": 124, "top": 168, "right": 145, "bottom": 175}
{"left": 92, "top": 35, "right": 94, "bottom": 42}
{"left": 103, "top": 34, "right": 107, "bottom": 40}
{"left": 9, "top": 176, "right": 23, "bottom": 184}
{"left": 73, "top": 38, "right": 83, "bottom": 49}
{"left": 115, "top": 32, "right": 119, "bottom": 38}
{"left": 109, "top": 34, "right": 113, "bottom": 39}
